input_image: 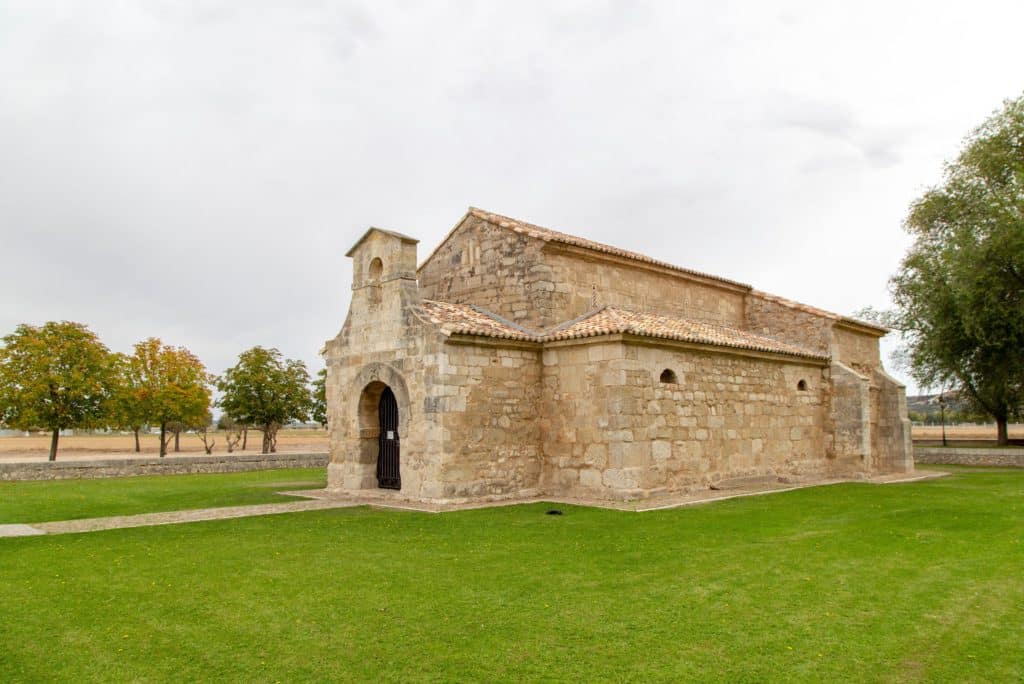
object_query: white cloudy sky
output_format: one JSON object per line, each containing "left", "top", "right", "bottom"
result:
{"left": 2, "top": 1, "right": 1023, "bottom": 394}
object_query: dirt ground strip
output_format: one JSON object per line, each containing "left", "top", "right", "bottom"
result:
{"left": 0, "top": 470, "right": 947, "bottom": 538}
{"left": 912, "top": 424, "right": 1024, "bottom": 441}
{"left": 0, "top": 429, "right": 329, "bottom": 461}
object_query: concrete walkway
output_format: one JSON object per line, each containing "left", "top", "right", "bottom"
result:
{"left": 0, "top": 470, "right": 947, "bottom": 538}
{"left": 0, "top": 499, "right": 359, "bottom": 537}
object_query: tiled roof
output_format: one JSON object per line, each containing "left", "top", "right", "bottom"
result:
{"left": 418, "top": 300, "right": 536, "bottom": 341}
{"left": 459, "top": 208, "right": 751, "bottom": 290}
{"left": 546, "top": 307, "right": 828, "bottom": 359}
{"left": 419, "top": 300, "right": 827, "bottom": 360}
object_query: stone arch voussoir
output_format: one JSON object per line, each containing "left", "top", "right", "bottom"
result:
{"left": 349, "top": 362, "right": 412, "bottom": 432}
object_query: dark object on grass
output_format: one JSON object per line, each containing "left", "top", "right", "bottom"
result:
{"left": 546, "top": 509, "right": 563, "bottom": 516}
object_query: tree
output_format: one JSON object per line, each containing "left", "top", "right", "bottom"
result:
{"left": 217, "top": 347, "right": 312, "bottom": 454}
{"left": 312, "top": 367, "right": 328, "bottom": 429}
{"left": 0, "top": 321, "right": 117, "bottom": 461}
{"left": 193, "top": 411, "right": 216, "bottom": 454}
{"left": 218, "top": 415, "right": 243, "bottom": 453}
{"left": 108, "top": 352, "right": 149, "bottom": 452}
{"left": 888, "top": 94, "right": 1024, "bottom": 445}
{"left": 127, "top": 338, "right": 213, "bottom": 457}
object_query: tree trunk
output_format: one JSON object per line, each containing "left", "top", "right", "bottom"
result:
{"left": 261, "top": 425, "right": 272, "bottom": 454}
{"left": 160, "top": 422, "right": 167, "bottom": 457}
{"left": 174, "top": 428, "right": 180, "bottom": 453}
{"left": 49, "top": 428, "right": 59, "bottom": 462}
{"left": 996, "top": 416, "right": 1009, "bottom": 446}
{"left": 133, "top": 428, "right": 140, "bottom": 453}
{"left": 242, "top": 426, "right": 248, "bottom": 451}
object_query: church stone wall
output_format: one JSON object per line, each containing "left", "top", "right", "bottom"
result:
{"left": 541, "top": 339, "right": 830, "bottom": 500}
{"left": 325, "top": 315, "right": 449, "bottom": 501}
{"left": 417, "top": 216, "right": 558, "bottom": 328}
{"left": 437, "top": 342, "right": 543, "bottom": 500}
{"left": 871, "top": 369, "right": 913, "bottom": 473}
{"left": 543, "top": 248, "right": 747, "bottom": 326}
{"left": 419, "top": 215, "right": 749, "bottom": 329}
{"left": 744, "top": 293, "right": 832, "bottom": 355}
{"left": 831, "top": 325, "right": 882, "bottom": 376}
{"left": 326, "top": 229, "right": 448, "bottom": 500}
{"left": 826, "top": 362, "right": 872, "bottom": 475}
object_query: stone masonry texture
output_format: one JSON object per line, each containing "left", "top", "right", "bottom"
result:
{"left": 0, "top": 452, "right": 329, "bottom": 481}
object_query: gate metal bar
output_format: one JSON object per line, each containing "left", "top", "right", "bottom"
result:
{"left": 376, "top": 387, "right": 401, "bottom": 489}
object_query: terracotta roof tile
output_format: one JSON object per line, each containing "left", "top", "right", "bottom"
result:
{"left": 546, "top": 307, "right": 828, "bottom": 359}
{"left": 419, "top": 300, "right": 827, "bottom": 360}
{"left": 418, "top": 301, "right": 536, "bottom": 341}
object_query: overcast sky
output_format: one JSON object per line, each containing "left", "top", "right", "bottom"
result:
{"left": 2, "top": 1, "right": 1023, "bottom": 395}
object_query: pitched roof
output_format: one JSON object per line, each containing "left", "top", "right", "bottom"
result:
{"left": 418, "top": 207, "right": 884, "bottom": 334}
{"left": 418, "top": 207, "right": 751, "bottom": 290}
{"left": 417, "top": 300, "right": 536, "bottom": 341}
{"left": 418, "top": 301, "right": 827, "bottom": 360}
{"left": 546, "top": 307, "right": 828, "bottom": 359}
{"left": 346, "top": 227, "right": 418, "bottom": 257}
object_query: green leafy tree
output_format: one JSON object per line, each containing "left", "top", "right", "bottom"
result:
{"left": 0, "top": 321, "right": 117, "bottom": 461}
{"left": 312, "top": 367, "right": 328, "bottom": 429}
{"left": 888, "top": 94, "right": 1024, "bottom": 444}
{"left": 108, "top": 352, "right": 149, "bottom": 452}
{"left": 217, "top": 347, "right": 312, "bottom": 454}
{"left": 127, "top": 338, "right": 213, "bottom": 457}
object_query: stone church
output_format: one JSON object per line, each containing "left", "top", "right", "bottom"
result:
{"left": 324, "top": 208, "right": 912, "bottom": 504}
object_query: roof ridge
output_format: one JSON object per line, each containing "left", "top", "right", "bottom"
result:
{"left": 542, "top": 305, "right": 608, "bottom": 335}
{"left": 419, "top": 300, "right": 540, "bottom": 341}
{"left": 464, "top": 208, "right": 752, "bottom": 290}
{"left": 602, "top": 307, "right": 633, "bottom": 334}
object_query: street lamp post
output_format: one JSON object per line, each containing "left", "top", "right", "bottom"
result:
{"left": 937, "top": 393, "right": 948, "bottom": 447}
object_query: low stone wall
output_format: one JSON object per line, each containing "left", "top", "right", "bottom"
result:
{"left": 0, "top": 452, "right": 329, "bottom": 481}
{"left": 914, "top": 446, "right": 1024, "bottom": 468}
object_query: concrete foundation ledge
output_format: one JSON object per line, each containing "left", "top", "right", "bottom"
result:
{"left": 914, "top": 446, "right": 1023, "bottom": 468}
{"left": 0, "top": 452, "right": 329, "bottom": 481}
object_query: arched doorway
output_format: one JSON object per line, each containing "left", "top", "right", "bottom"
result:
{"left": 349, "top": 366, "right": 410, "bottom": 494}
{"left": 376, "top": 387, "right": 401, "bottom": 489}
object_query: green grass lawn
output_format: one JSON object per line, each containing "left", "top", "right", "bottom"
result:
{"left": 1, "top": 467, "right": 1021, "bottom": 682}
{"left": 0, "top": 468, "right": 325, "bottom": 523}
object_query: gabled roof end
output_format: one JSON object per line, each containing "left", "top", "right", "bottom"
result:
{"left": 345, "top": 227, "right": 419, "bottom": 258}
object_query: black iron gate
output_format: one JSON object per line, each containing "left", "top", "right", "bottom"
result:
{"left": 376, "top": 387, "right": 401, "bottom": 489}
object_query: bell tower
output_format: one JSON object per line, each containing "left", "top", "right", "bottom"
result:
{"left": 345, "top": 227, "right": 420, "bottom": 320}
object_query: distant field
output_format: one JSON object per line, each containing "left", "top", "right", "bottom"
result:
{"left": 3, "top": 424, "right": 1018, "bottom": 459}
{"left": 912, "top": 424, "right": 1024, "bottom": 442}
{"left": 0, "top": 429, "right": 328, "bottom": 460}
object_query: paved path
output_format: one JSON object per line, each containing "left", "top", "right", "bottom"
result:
{"left": 0, "top": 499, "right": 358, "bottom": 537}
{"left": 0, "top": 470, "right": 948, "bottom": 538}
